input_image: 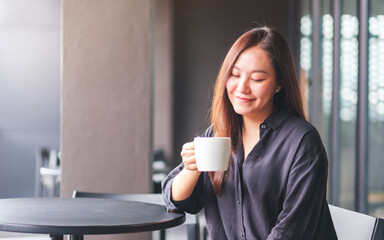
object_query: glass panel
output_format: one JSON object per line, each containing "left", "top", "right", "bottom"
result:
{"left": 339, "top": 0, "right": 358, "bottom": 210}
{"left": 320, "top": 0, "right": 333, "bottom": 162}
{"left": 300, "top": 0, "right": 335, "bottom": 203}
{"left": 0, "top": 0, "right": 61, "bottom": 197}
{"left": 317, "top": 0, "right": 334, "bottom": 202}
{"left": 368, "top": 0, "right": 384, "bottom": 217}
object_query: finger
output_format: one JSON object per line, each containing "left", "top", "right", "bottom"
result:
{"left": 185, "top": 163, "right": 198, "bottom": 171}
{"left": 181, "top": 149, "right": 195, "bottom": 158}
{"left": 182, "top": 142, "right": 195, "bottom": 151}
{"left": 182, "top": 155, "right": 196, "bottom": 166}
{"left": 182, "top": 154, "right": 196, "bottom": 162}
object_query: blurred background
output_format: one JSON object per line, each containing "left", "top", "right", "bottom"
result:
{"left": 0, "top": 0, "right": 383, "bottom": 222}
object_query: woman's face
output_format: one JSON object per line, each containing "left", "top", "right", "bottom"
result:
{"left": 226, "top": 45, "right": 280, "bottom": 120}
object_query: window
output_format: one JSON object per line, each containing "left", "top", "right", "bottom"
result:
{"left": 300, "top": 0, "right": 384, "bottom": 217}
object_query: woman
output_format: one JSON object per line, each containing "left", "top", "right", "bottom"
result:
{"left": 162, "top": 27, "right": 337, "bottom": 240}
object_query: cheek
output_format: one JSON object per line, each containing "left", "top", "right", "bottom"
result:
{"left": 226, "top": 79, "right": 236, "bottom": 93}
{"left": 250, "top": 84, "right": 275, "bottom": 97}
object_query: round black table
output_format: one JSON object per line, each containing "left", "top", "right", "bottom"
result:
{"left": 0, "top": 198, "right": 185, "bottom": 240}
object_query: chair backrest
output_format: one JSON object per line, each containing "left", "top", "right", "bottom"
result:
{"left": 329, "top": 204, "right": 384, "bottom": 240}
{"left": 35, "top": 148, "right": 61, "bottom": 197}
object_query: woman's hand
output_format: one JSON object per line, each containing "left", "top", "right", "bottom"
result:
{"left": 171, "top": 141, "right": 201, "bottom": 201}
{"left": 181, "top": 141, "right": 198, "bottom": 171}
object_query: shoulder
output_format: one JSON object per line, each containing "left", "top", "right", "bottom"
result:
{"left": 282, "top": 115, "right": 327, "bottom": 160}
{"left": 281, "top": 114, "right": 321, "bottom": 140}
{"left": 275, "top": 114, "right": 326, "bottom": 156}
{"left": 275, "top": 116, "right": 329, "bottom": 172}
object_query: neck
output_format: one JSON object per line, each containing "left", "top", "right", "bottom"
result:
{"left": 242, "top": 116, "right": 263, "bottom": 134}
{"left": 242, "top": 107, "right": 274, "bottom": 133}
{"left": 241, "top": 116, "right": 264, "bottom": 161}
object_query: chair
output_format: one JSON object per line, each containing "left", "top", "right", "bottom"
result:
{"left": 329, "top": 204, "right": 384, "bottom": 240}
{"left": 35, "top": 148, "right": 61, "bottom": 197}
{"left": 152, "top": 147, "right": 169, "bottom": 193}
{"left": 72, "top": 191, "right": 201, "bottom": 240}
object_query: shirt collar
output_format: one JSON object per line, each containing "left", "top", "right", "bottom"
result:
{"left": 263, "top": 109, "right": 297, "bottom": 130}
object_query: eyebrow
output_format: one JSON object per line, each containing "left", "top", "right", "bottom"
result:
{"left": 232, "top": 66, "right": 267, "bottom": 74}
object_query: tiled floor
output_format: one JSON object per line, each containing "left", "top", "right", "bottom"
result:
{"left": 154, "top": 225, "right": 188, "bottom": 240}
{"left": 0, "top": 233, "right": 49, "bottom": 239}
{"left": 0, "top": 225, "right": 190, "bottom": 240}
{"left": 0, "top": 214, "right": 209, "bottom": 240}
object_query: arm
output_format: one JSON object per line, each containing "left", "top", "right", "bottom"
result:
{"left": 161, "top": 141, "right": 203, "bottom": 214}
{"left": 162, "top": 126, "right": 214, "bottom": 213}
{"left": 267, "top": 130, "right": 329, "bottom": 240}
{"left": 171, "top": 142, "right": 201, "bottom": 201}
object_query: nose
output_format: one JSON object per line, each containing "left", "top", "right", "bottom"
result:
{"left": 236, "top": 76, "right": 250, "bottom": 93}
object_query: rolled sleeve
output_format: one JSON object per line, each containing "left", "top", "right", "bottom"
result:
{"left": 161, "top": 125, "right": 213, "bottom": 214}
{"left": 161, "top": 163, "right": 204, "bottom": 214}
{"left": 161, "top": 163, "right": 184, "bottom": 212}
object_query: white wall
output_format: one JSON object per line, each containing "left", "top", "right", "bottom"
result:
{"left": 0, "top": 0, "right": 61, "bottom": 197}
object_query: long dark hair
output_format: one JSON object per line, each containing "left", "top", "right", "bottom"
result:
{"left": 209, "top": 26, "right": 305, "bottom": 195}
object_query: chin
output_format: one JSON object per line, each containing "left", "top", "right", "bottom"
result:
{"left": 233, "top": 108, "right": 252, "bottom": 116}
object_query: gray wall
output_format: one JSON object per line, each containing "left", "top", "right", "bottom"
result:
{"left": 153, "top": 0, "right": 174, "bottom": 163}
{"left": 0, "top": 0, "right": 61, "bottom": 197}
{"left": 61, "top": 1, "right": 152, "bottom": 239}
{"left": 172, "top": 0, "right": 294, "bottom": 165}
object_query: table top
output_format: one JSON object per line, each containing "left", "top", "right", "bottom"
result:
{"left": 0, "top": 198, "right": 185, "bottom": 235}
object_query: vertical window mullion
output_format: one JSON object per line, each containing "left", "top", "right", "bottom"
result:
{"left": 356, "top": 0, "right": 369, "bottom": 214}
{"left": 311, "top": 0, "right": 321, "bottom": 128}
{"left": 330, "top": 0, "right": 342, "bottom": 206}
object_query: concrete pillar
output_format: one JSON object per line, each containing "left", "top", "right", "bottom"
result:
{"left": 153, "top": 0, "right": 173, "bottom": 163}
{"left": 61, "top": 0, "right": 152, "bottom": 239}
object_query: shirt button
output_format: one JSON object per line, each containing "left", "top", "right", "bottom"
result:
{"left": 237, "top": 200, "right": 241, "bottom": 205}
{"left": 240, "top": 232, "right": 245, "bottom": 237}
{"left": 261, "top": 124, "right": 266, "bottom": 128}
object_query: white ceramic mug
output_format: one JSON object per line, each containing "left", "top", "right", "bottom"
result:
{"left": 194, "top": 137, "right": 231, "bottom": 171}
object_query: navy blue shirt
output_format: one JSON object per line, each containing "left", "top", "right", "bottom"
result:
{"left": 162, "top": 110, "right": 337, "bottom": 240}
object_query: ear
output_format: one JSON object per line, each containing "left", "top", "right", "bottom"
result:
{"left": 275, "top": 84, "right": 283, "bottom": 93}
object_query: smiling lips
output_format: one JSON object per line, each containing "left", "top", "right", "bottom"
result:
{"left": 235, "top": 96, "right": 255, "bottom": 102}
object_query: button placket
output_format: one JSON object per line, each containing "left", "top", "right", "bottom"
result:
{"left": 236, "top": 159, "right": 246, "bottom": 240}
{"left": 259, "top": 122, "right": 269, "bottom": 138}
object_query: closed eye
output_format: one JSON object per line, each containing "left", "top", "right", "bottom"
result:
{"left": 252, "top": 79, "right": 265, "bottom": 82}
{"left": 231, "top": 74, "right": 240, "bottom": 78}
